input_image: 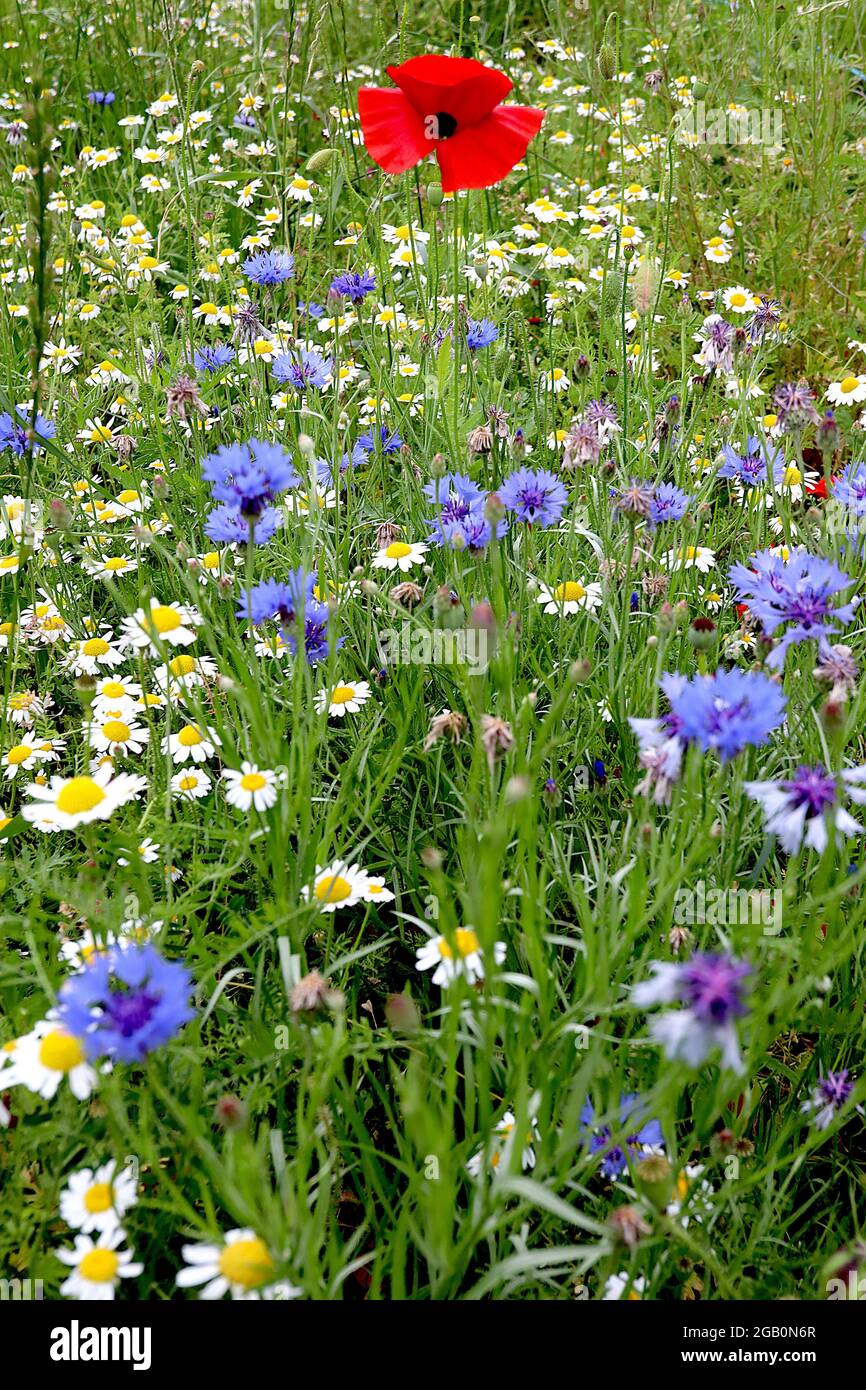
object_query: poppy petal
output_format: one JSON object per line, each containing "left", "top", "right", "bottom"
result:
{"left": 386, "top": 55, "right": 512, "bottom": 130}
{"left": 357, "top": 87, "right": 432, "bottom": 175}
{"left": 435, "top": 104, "right": 544, "bottom": 193}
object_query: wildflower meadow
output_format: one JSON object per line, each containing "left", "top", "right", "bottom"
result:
{"left": 2, "top": 0, "right": 866, "bottom": 1328}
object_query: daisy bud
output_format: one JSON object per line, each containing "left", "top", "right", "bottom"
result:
{"left": 609, "top": 1204, "right": 651, "bottom": 1249}
{"left": 484, "top": 491, "right": 506, "bottom": 526}
{"left": 306, "top": 147, "right": 337, "bottom": 175}
{"left": 385, "top": 992, "right": 421, "bottom": 1032}
{"left": 426, "top": 183, "right": 444, "bottom": 209}
{"left": 504, "top": 775, "right": 531, "bottom": 803}
{"left": 635, "top": 1155, "right": 673, "bottom": 1211}
{"left": 214, "top": 1094, "right": 246, "bottom": 1129}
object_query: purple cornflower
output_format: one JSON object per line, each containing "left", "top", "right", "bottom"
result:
{"left": 649, "top": 482, "right": 692, "bottom": 526}
{"left": 87, "top": 90, "right": 116, "bottom": 106}
{"left": 746, "top": 295, "right": 782, "bottom": 345}
{"left": 581, "top": 1093, "right": 664, "bottom": 1179}
{"left": 772, "top": 379, "right": 820, "bottom": 433}
{"left": 242, "top": 249, "right": 295, "bottom": 286}
{"left": 316, "top": 442, "right": 367, "bottom": 489}
{"left": 465, "top": 317, "right": 499, "bottom": 350}
{"left": 499, "top": 467, "right": 568, "bottom": 528}
{"left": 801, "top": 1070, "right": 858, "bottom": 1131}
{"left": 271, "top": 347, "right": 333, "bottom": 391}
{"left": 699, "top": 315, "right": 735, "bottom": 373}
{"left": 58, "top": 944, "right": 194, "bottom": 1064}
{"left": 329, "top": 270, "right": 376, "bottom": 303}
{"left": 0, "top": 406, "right": 56, "bottom": 457}
{"left": 583, "top": 398, "right": 620, "bottom": 441}
{"left": 615, "top": 477, "right": 655, "bottom": 520}
{"left": 358, "top": 426, "right": 402, "bottom": 454}
{"left": 424, "top": 474, "right": 490, "bottom": 548}
{"left": 298, "top": 597, "right": 341, "bottom": 665}
{"left": 237, "top": 571, "right": 316, "bottom": 626}
{"left": 202, "top": 438, "right": 299, "bottom": 516}
{"left": 728, "top": 549, "right": 857, "bottom": 669}
{"left": 745, "top": 763, "right": 866, "bottom": 853}
{"left": 632, "top": 951, "right": 751, "bottom": 1074}
{"left": 193, "top": 342, "right": 236, "bottom": 374}
{"left": 717, "top": 436, "right": 785, "bottom": 489}
{"left": 660, "top": 668, "right": 787, "bottom": 760}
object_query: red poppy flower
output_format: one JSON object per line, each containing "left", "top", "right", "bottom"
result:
{"left": 357, "top": 54, "right": 544, "bottom": 193}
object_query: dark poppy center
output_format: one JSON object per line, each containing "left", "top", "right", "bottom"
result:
{"left": 434, "top": 110, "right": 457, "bottom": 139}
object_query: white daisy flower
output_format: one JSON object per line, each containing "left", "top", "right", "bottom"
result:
{"left": 371, "top": 540, "right": 428, "bottom": 572}
{"left": 536, "top": 579, "right": 602, "bottom": 614}
{"left": 164, "top": 723, "right": 221, "bottom": 765}
{"left": 176, "top": 1228, "right": 298, "bottom": 1300}
{"left": 120, "top": 598, "right": 201, "bottom": 654}
{"left": 415, "top": 929, "right": 506, "bottom": 987}
{"left": 171, "top": 768, "right": 212, "bottom": 801}
{"left": 21, "top": 768, "right": 147, "bottom": 830}
{"left": 60, "top": 1160, "right": 138, "bottom": 1234}
{"left": 660, "top": 545, "right": 716, "bottom": 573}
{"left": 826, "top": 374, "right": 866, "bottom": 407}
{"left": 302, "top": 860, "right": 367, "bottom": 912}
{"left": 87, "top": 716, "right": 149, "bottom": 757}
{"left": 4, "top": 1019, "right": 98, "bottom": 1100}
{"left": 223, "top": 762, "right": 280, "bottom": 812}
{"left": 56, "top": 1228, "right": 143, "bottom": 1300}
{"left": 314, "top": 680, "right": 372, "bottom": 717}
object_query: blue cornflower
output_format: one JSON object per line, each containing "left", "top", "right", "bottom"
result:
{"left": 717, "top": 435, "right": 784, "bottom": 489}
{"left": 728, "top": 549, "right": 857, "bottom": 669}
{"left": 271, "top": 348, "right": 333, "bottom": 391}
{"left": 424, "top": 473, "right": 485, "bottom": 546}
{"left": 499, "top": 467, "right": 568, "bottom": 528}
{"left": 237, "top": 571, "right": 315, "bottom": 626}
{"left": 581, "top": 1093, "right": 664, "bottom": 1179}
{"left": 201, "top": 438, "right": 299, "bottom": 516}
{"left": 465, "top": 317, "right": 499, "bottom": 350}
{"left": 329, "top": 270, "right": 377, "bottom": 303}
{"left": 299, "top": 301, "right": 326, "bottom": 320}
{"left": 358, "top": 426, "right": 402, "bottom": 454}
{"left": 58, "top": 943, "right": 194, "bottom": 1064}
{"left": 833, "top": 461, "right": 866, "bottom": 516}
{"left": 801, "top": 1069, "right": 860, "bottom": 1131}
{"left": 661, "top": 667, "right": 787, "bottom": 760}
{"left": 649, "top": 481, "right": 692, "bottom": 525}
{"left": 193, "top": 342, "right": 235, "bottom": 374}
{"left": 87, "top": 90, "right": 116, "bottom": 105}
{"left": 242, "top": 249, "right": 295, "bottom": 286}
{"left": 298, "top": 597, "right": 342, "bottom": 666}
{"left": 0, "top": 406, "right": 56, "bottom": 457}
{"left": 205, "top": 504, "right": 281, "bottom": 546}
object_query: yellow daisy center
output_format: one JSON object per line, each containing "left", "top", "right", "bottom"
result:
{"left": 385, "top": 541, "right": 411, "bottom": 559}
{"left": 840, "top": 376, "right": 859, "bottom": 394}
{"left": 438, "top": 928, "right": 480, "bottom": 959}
{"left": 56, "top": 777, "right": 107, "bottom": 815}
{"left": 178, "top": 774, "right": 199, "bottom": 791}
{"left": 169, "top": 654, "right": 196, "bottom": 676}
{"left": 102, "top": 720, "right": 131, "bottom": 743}
{"left": 315, "top": 874, "right": 353, "bottom": 904}
{"left": 783, "top": 466, "right": 801, "bottom": 486}
{"left": 554, "top": 581, "right": 586, "bottom": 602}
{"left": 39, "top": 1029, "right": 85, "bottom": 1071}
{"left": 330, "top": 686, "right": 356, "bottom": 705}
{"left": 82, "top": 637, "right": 110, "bottom": 657}
{"left": 6, "top": 744, "right": 31, "bottom": 765}
{"left": 101, "top": 681, "right": 126, "bottom": 698}
{"left": 79, "top": 1249, "right": 119, "bottom": 1283}
{"left": 218, "top": 1238, "right": 274, "bottom": 1289}
{"left": 178, "top": 726, "right": 203, "bottom": 747}
{"left": 147, "top": 604, "right": 181, "bottom": 634}
{"left": 84, "top": 1182, "right": 113, "bottom": 1214}
{"left": 104, "top": 556, "right": 128, "bottom": 571}
{"left": 240, "top": 772, "right": 267, "bottom": 792}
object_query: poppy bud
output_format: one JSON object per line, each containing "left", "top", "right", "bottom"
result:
{"left": 426, "top": 183, "right": 444, "bottom": 208}
{"left": 635, "top": 1155, "right": 673, "bottom": 1211}
{"left": 687, "top": 616, "right": 717, "bottom": 651}
{"left": 601, "top": 269, "right": 624, "bottom": 317}
{"left": 306, "top": 147, "right": 337, "bottom": 175}
{"left": 597, "top": 42, "right": 616, "bottom": 80}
